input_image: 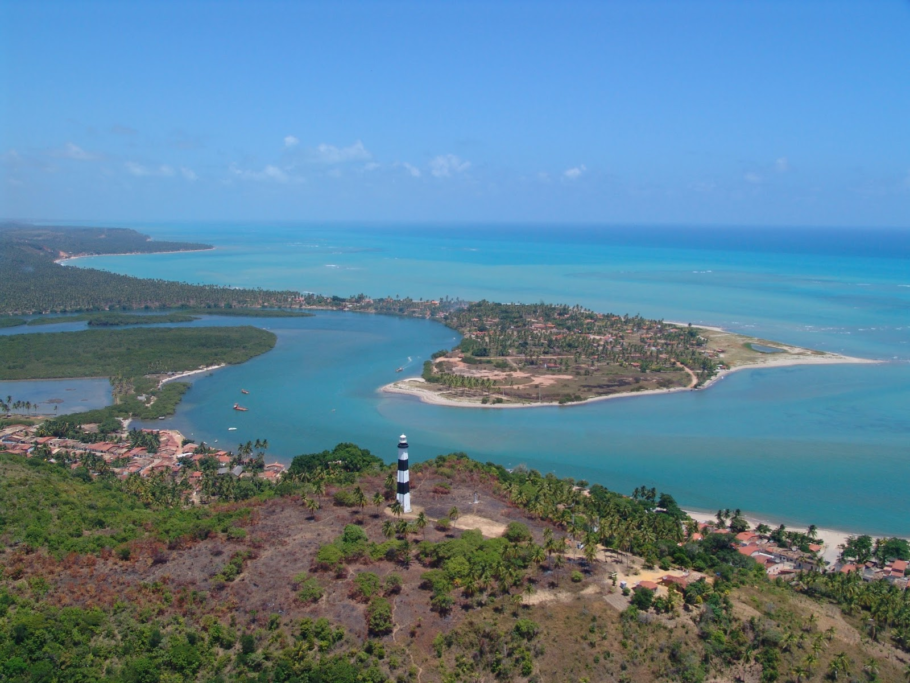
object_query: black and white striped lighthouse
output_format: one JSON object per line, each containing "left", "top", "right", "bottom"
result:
{"left": 397, "top": 434, "right": 411, "bottom": 513}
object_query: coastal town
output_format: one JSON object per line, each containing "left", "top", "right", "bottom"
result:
{"left": 0, "top": 418, "right": 286, "bottom": 497}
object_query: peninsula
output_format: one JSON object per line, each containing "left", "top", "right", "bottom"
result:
{"left": 377, "top": 301, "right": 873, "bottom": 408}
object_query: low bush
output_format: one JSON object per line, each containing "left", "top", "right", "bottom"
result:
{"left": 366, "top": 598, "right": 393, "bottom": 636}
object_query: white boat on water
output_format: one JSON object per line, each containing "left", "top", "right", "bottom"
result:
{"left": 228, "top": 427, "right": 237, "bottom": 431}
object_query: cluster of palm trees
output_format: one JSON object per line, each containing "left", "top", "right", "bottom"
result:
{"left": 498, "top": 474, "right": 685, "bottom": 566}
{"left": 427, "top": 372, "right": 495, "bottom": 391}
{"left": 799, "top": 569, "right": 910, "bottom": 655}
{"left": 428, "top": 301, "right": 719, "bottom": 386}
{"left": 122, "top": 470, "right": 190, "bottom": 508}
{"left": 1, "top": 395, "right": 40, "bottom": 415}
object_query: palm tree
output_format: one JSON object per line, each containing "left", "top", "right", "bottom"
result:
{"left": 790, "top": 665, "right": 809, "bottom": 682}
{"left": 372, "top": 491, "right": 383, "bottom": 516}
{"left": 828, "top": 652, "right": 850, "bottom": 680}
{"left": 381, "top": 520, "right": 394, "bottom": 539}
{"left": 863, "top": 658, "right": 880, "bottom": 681}
{"left": 415, "top": 512, "right": 428, "bottom": 538}
{"left": 390, "top": 501, "right": 403, "bottom": 518}
{"left": 353, "top": 486, "right": 367, "bottom": 514}
{"left": 303, "top": 497, "right": 320, "bottom": 520}
{"left": 448, "top": 506, "right": 460, "bottom": 521}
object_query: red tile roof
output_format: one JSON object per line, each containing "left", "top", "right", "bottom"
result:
{"left": 737, "top": 544, "right": 762, "bottom": 557}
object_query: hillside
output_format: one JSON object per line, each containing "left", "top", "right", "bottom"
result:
{"left": 1, "top": 450, "right": 907, "bottom": 682}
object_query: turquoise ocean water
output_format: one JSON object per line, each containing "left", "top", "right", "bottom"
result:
{"left": 47, "top": 223, "right": 910, "bottom": 535}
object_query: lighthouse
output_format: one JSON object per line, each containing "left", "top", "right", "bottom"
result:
{"left": 397, "top": 434, "right": 411, "bottom": 513}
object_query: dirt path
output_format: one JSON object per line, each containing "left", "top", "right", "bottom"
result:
{"left": 675, "top": 361, "right": 698, "bottom": 388}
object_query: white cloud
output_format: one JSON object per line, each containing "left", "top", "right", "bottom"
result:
{"left": 362, "top": 162, "right": 381, "bottom": 172}
{"left": 126, "top": 162, "right": 175, "bottom": 177}
{"left": 311, "top": 140, "right": 371, "bottom": 164}
{"left": 284, "top": 135, "right": 299, "bottom": 148}
{"left": 180, "top": 166, "right": 198, "bottom": 182}
{"left": 402, "top": 162, "right": 422, "bottom": 178}
{"left": 775, "top": 157, "right": 790, "bottom": 173}
{"left": 57, "top": 142, "right": 98, "bottom": 161}
{"left": 229, "top": 162, "right": 298, "bottom": 184}
{"left": 744, "top": 172, "right": 763, "bottom": 185}
{"left": 537, "top": 172, "right": 551, "bottom": 183}
{"left": 563, "top": 164, "right": 586, "bottom": 180}
{"left": 430, "top": 154, "right": 470, "bottom": 178}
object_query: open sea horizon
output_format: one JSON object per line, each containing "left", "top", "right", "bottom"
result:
{"left": 39, "top": 222, "right": 910, "bottom": 536}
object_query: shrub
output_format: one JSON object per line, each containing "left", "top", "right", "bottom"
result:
{"left": 513, "top": 618, "right": 540, "bottom": 641}
{"left": 366, "top": 598, "right": 393, "bottom": 636}
{"left": 314, "top": 544, "right": 344, "bottom": 571}
{"left": 215, "top": 551, "right": 252, "bottom": 582}
{"left": 430, "top": 592, "right": 454, "bottom": 615}
{"left": 337, "top": 524, "right": 369, "bottom": 559}
{"left": 631, "top": 587, "right": 654, "bottom": 611}
{"left": 384, "top": 573, "right": 403, "bottom": 595}
{"left": 240, "top": 633, "right": 256, "bottom": 655}
{"left": 570, "top": 570, "right": 584, "bottom": 583}
{"left": 226, "top": 526, "right": 247, "bottom": 540}
{"left": 420, "top": 570, "right": 453, "bottom": 594}
{"left": 503, "top": 522, "right": 532, "bottom": 544}
{"left": 298, "top": 578, "right": 324, "bottom": 604}
{"left": 333, "top": 489, "right": 358, "bottom": 507}
{"left": 435, "top": 517, "right": 452, "bottom": 532}
{"left": 352, "top": 572, "right": 382, "bottom": 602}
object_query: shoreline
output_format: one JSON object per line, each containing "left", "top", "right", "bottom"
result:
{"left": 681, "top": 508, "right": 908, "bottom": 569}
{"left": 55, "top": 246, "right": 215, "bottom": 265}
{"left": 380, "top": 352, "right": 879, "bottom": 410}
{"left": 159, "top": 364, "right": 226, "bottom": 386}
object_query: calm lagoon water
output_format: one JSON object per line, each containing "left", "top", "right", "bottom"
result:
{"left": 0, "top": 378, "right": 112, "bottom": 416}
{"left": 48, "top": 223, "right": 910, "bottom": 535}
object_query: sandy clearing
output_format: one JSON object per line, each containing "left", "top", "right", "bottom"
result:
{"left": 452, "top": 514, "right": 507, "bottom": 538}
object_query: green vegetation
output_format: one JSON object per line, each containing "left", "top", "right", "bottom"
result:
{"left": 1, "top": 446, "right": 907, "bottom": 682}
{"left": 0, "top": 317, "right": 26, "bottom": 328}
{"left": 179, "top": 307, "right": 312, "bottom": 318}
{"left": 0, "top": 225, "right": 303, "bottom": 315}
{"left": 409, "top": 301, "right": 723, "bottom": 404}
{"left": 0, "top": 454, "right": 252, "bottom": 556}
{"left": 0, "top": 326, "right": 275, "bottom": 381}
{"left": 0, "top": 224, "right": 212, "bottom": 256}
{"left": 286, "top": 442, "right": 385, "bottom": 483}
{"left": 0, "top": 326, "right": 276, "bottom": 420}
{"left": 25, "top": 311, "right": 200, "bottom": 326}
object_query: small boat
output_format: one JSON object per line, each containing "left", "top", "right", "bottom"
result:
{"left": 396, "top": 367, "right": 403, "bottom": 372}
{"left": 233, "top": 403, "right": 249, "bottom": 412}
{"left": 241, "top": 389, "right": 249, "bottom": 394}
{"left": 228, "top": 427, "right": 237, "bottom": 431}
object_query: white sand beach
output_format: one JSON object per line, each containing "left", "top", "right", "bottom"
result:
{"left": 159, "top": 364, "right": 225, "bottom": 386}
{"left": 381, "top": 351, "right": 877, "bottom": 410}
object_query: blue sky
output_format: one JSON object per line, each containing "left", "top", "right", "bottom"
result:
{"left": 1, "top": 0, "right": 908, "bottom": 226}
